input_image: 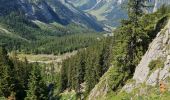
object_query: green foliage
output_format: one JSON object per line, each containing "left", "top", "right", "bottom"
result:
{"left": 0, "top": 47, "right": 49, "bottom": 99}
{"left": 59, "top": 91, "right": 77, "bottom": 100}
{"left": 60, "top": 37, "right": 113, "bottom": 95}
{"left": 0, "top": 47, "right": 16, "bottom": 98}
{"left": 59, "top": 5, "right": 170, "bottom": 98}
{"left": 107, "top": 4, "right": 170, "bottom": 92}
{"left": 40, "top": 63, "right": 62, "bottom": 99}
{"left": 108, "top": 84, "right": 170, "bottom": 100}
{"left": 56, "top": 4, "right": 170, "bottom": 100}
{"left": 148, "top": 58, "right": 164, "bottom": 71}
{"left": 157, "top": 4, "right": 170, "bottom": 15}
{"left": 0, "top": 12, "right": 102, "bottom": 54}
{"left": 34, "top": 33, "right": 101, "bottom": 55}
{"left": 25, "top": 64, "right": 48, "bottom": 100}
{"left": 1, "top": 2, "right": 170, "bottom": 100}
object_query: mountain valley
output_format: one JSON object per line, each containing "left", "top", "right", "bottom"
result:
{"left": 67, "top": 0, "right": 170, "bottom": 28}
{"left": 0, "top": 0, "right": 170, "bottom": 100}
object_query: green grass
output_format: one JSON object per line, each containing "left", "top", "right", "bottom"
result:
{"left": 17, "top": 54, "right": 54, "bottom": 61}
{"left": 12, "top": 50, "right": 77, "bottom": 64}
{"left": 148, "top": 58, "right": 165, "bottom": 72}
{"left": 59, "top": 90, "right": 77, "bottom": 100}
{"left": 0, "top": 97, "right": 6, "bottom": 100}
{"left": 105, "top": 81, "right": 170, "bottom": 100}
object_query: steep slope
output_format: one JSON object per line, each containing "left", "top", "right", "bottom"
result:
{"left": 67, "top": 0, "right": 96, "bottom": 10}
{"left": 0, "top": 12, "right": 102, "bottom": 54}
{"left": 119, "top": 18, "right": 170, "bottom": 100}
{"left": 0, "top": 0, "right": 103, "bottom": 31}
{"left": 67, "top": 0, "right": 127, "bottom": 27}
{"left": 131, "top": 19, "right": 170, "bottom": 87}
{"left": 88, "top": 20, "right": 170, "bottom": 100}
{"left": 67, "top": 0, "right": 170, "bottom": 27}
{"left": 87, "top": 8, "right": 170, "bottom": 100}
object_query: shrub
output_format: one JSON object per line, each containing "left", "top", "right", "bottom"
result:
{"left": 148, "top": 58, "right": 164, "bottom": 71}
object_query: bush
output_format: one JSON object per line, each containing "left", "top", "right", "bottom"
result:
{"left": 148, "top": 58, "right": 164, "bottom": 71}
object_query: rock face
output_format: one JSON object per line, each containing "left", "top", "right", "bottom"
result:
{"left": 133, "top": 20, "right": 170, "bottom": 86}
{"left": 67, "top": 0, "right": 170, "bottom": 27}
{"left": 122, "top": 20, "right": 170, "bottom": 93}
{"left": 67, "top": 0, "right": 127, "bottom": 27}
{"left": 87, "top": 19, "right": 170, "bottom": 100}
{"left": 87, "top": 70, "right": 110, "bottom": 100}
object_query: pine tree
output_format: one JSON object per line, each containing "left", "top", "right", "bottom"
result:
{"left": 61, "top": 59, "right": 69, "bottom": 91}
{"left": 84, "top": 48, "right": 100, "bottom": 93}
{"left": 99, "top": 38, "right": 113, "bottom": 75}
{"left": 12, "top": 55, "right": 31, "bottom": 99}
{"left": 0, "top": 47, "right": 16, "bottom": 99}
{"left": 25, "top": 64, "right": 48, "bottom": 100}
{"left": 125, "top": 0, "right": 148, "bottom": 73}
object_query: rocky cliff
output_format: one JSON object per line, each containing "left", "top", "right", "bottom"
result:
{"left": 133, "top": 20, "right": 170, "bottom": 85}
{"left": 87, "top": 14, "right": 170, "bottom": 100}
{"left": 124, "top": 18, "right": 170, "bottom": 93}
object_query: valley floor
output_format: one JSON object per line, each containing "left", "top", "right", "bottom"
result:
{"left": 17, "top": 51, "right": 77, "bottom": 64}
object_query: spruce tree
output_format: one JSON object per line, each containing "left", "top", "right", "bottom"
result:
{"left": 126, "top": 0, "right": 147, "bottom": 73}
{"left": 0, "top": 47, "right": 16, "bottom": 99}
{"left": 61, "top": 59, "right": 69, "bottom": 91}
{"left": 25, "top": 64, "right": 48, "bottom": 100}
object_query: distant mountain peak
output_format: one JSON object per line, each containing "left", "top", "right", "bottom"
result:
{"left": 67, "top": 0, "right": 170, "bottom": 27}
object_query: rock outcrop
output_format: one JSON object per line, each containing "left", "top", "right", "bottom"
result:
{"left": 123, "top": 20, "right": 170, "bottom": 92}
{"left": 133, "top": 20, "right": 170, "bottom": 85}
{"left": 87, "top": 18, "right": 170, "bottom": 100}
{"left": 87, "top": 70, "right": 110, "bottom": 100}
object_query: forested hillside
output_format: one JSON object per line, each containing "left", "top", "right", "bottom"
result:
{"left": 1, "top": 0, "right": 170, "bottom": 100}
{"left": 58, "top": 2, "right": 170, "bottom": 100}
{"left": 61, "top": 37, "right": 113, "bottom": 96}
{"left": 0, "top": 11, "right": 102, "bottom": 54}
{"left": 88, "top": 3, "right": 170, "bottom": 100}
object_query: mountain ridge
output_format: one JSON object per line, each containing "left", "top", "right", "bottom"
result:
{"left": 67, "top": 0, "right": 170, "bottom": 27}
{"left": 0, "top": 0, "right": 103, "bottom": 31}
